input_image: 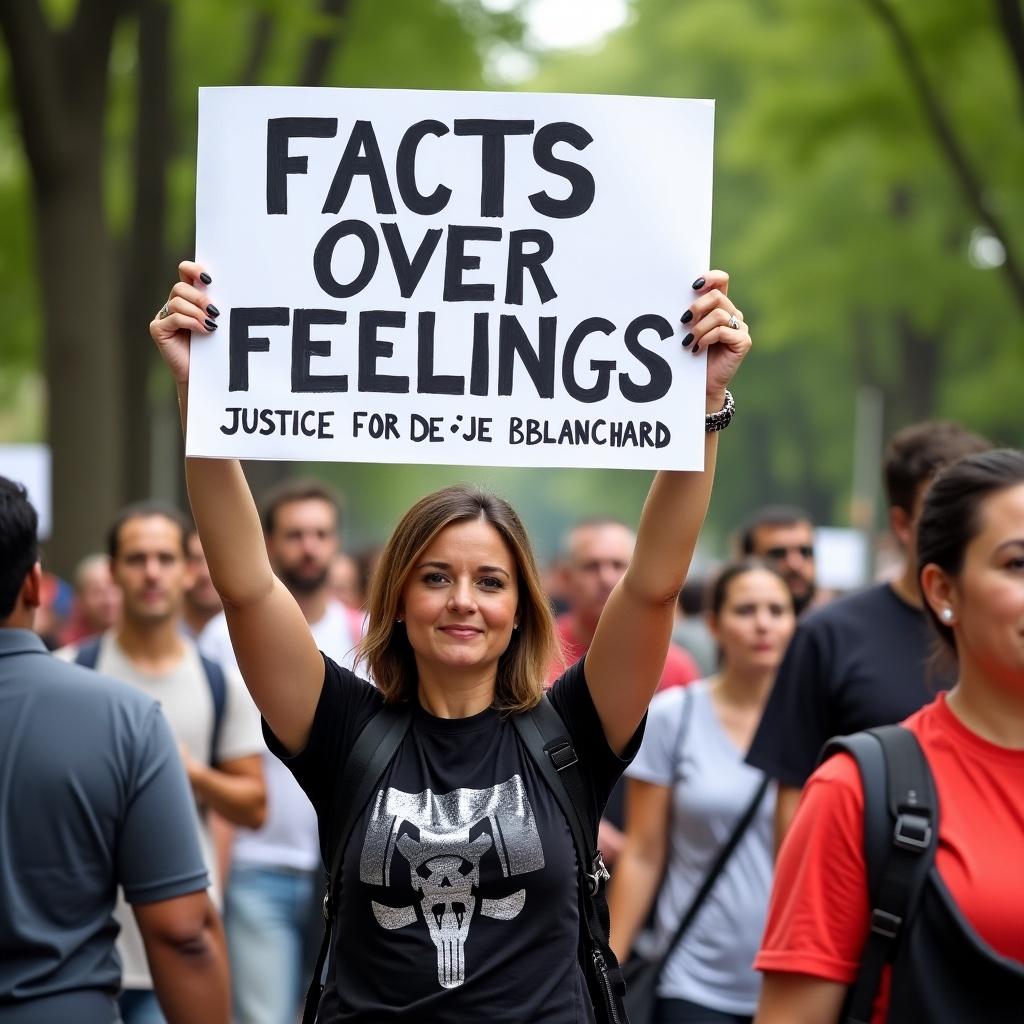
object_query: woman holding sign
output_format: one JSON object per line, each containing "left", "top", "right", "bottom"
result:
{"left": 150, "top": 262, "right": 750, "bottom": 1023}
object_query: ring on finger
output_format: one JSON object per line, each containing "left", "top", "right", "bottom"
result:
{"left": 728, "top": 313, "right": 740, "bottom": 330}
{"left": 157, "top": 303, "right": 172, "bottom": 320}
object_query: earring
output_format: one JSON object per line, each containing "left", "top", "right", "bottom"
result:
{"left": 395, "top": 617, "right": 403, "bottom": 624}
{"left": 941, "top": 608, "right": 954, "bottom": 623}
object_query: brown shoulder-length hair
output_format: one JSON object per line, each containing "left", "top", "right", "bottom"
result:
{"left": 358, "top": 485, "right": 556, "bottom": 714}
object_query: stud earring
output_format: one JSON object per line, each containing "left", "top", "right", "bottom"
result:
{"left": 941, "top": 608, "right": 954, "bottom": 623}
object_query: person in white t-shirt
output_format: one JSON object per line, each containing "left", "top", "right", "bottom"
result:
{"left": 200, "top": 479, "right": 363, "bottom": 1024}
{"left": 58, "top": 502, "right": 265, "bottom": 1024}
{"left": 608, "top": 560, "right": 795, "bottom": 1024}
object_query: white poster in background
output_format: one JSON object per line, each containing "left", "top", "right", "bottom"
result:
{"left": 188, "top": 87, "right": 714, "bottom": 470}
{"left": 0, "top": 445, "right": 51, "bottom": 539}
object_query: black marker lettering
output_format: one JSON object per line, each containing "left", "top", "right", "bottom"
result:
{"left": 322, "top": 120, "right": 396, "bottom": 215}
{"left": 358, "top": 310, "right": 409, "bottom": 394}
{"left": 416, "top": 311, "right": 464, "bottom": 395}
{"left": 382, "top": 222, "right": 442, "bottom": 299}
{"left": 620, "top": 314, "right": 673, "bottom": 402}
{"left": 562, "top": 317, "right": 615, "bottom": 403}
{"left": 313, "top": 220, "right": 379, "bottom": 298}
{"left": 266, "top": 117, "right": 337, "bottom": 215}
{"left": 229, "top": 307, "right": 289, "bottom": 391}
{"left": 505, "top": 229, "right": 557, "bottom": 305}
{"left": 397, "top": 120, "right": 452, "bottom": 215}
{"left": 453, "top": 119, "right": 534, "bottom": 217}
{"left": 529, "top": 122, "right": 595, "bottom": 219}
{"left": 497, "top": 315, "right": 556, "bottom": 399}
{"left": 292, "top": 309, "right": 348, "bottom": 393}
{"left": 443, "top": 225, "right": 502, "bottom": 302}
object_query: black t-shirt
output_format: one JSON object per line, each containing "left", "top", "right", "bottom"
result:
{"left": 266, "top": 656, "right": 640, "bottom": 1023}
{"left": 746, "top": 583, "right": 951, "bottom": 788}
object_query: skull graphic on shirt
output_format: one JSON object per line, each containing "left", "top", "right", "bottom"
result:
{"left": 360, "top": 774, "right": 545, "bottom": 989}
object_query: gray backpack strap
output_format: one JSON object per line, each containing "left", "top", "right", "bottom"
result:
{"left": 512, "top": 696, "right": 626, "bottom": 1024}
{"left": 302, "top": 701, "right": 413, "bottom": 1024}
{"left": 819, "top": 726, "right": 938, "bottom": 1024}
{"left": 198, "top": 655, "right": 227, "bottom": 767}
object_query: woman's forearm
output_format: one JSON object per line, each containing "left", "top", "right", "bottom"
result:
{"left": 177, "top": 381, "right": 275, "bottom": 608}
{"left": 626, "top": 413, "right": 721, "bottom": 606}
{"left": 608, "top": 843, "right": 666, "bottom": 962}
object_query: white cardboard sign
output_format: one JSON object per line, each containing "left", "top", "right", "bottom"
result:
{"left": 188, "top": 87, "right": 714, "bottom": 470}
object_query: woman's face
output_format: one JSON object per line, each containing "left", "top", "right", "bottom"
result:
{"left": 710, "top": 569, "right": 795, "bottom": 676}
{"left": 399, "top": 517, "right": 520, "bottom": 685}
{"left": 947, "top": 483, "right": 1024, "bottom": 692}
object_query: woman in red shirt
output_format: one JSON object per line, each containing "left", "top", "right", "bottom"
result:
{"left": 754, "top": 449, "right": 1024, "bottom": 1023}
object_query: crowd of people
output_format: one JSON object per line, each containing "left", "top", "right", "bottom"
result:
{"left": 1, "top": 262, "right": 1022, "bottom": 1024}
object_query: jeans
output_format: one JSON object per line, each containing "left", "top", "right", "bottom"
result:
{"left": 225, "top": 864, "right": 318, "bottom": 1024}
{"left": 655, "top": 997, "right": 753, "bottom": 1023}
{"left": 119, "top": 989, "right": 166, "bottom": 1024}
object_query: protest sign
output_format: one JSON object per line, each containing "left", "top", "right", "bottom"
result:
{"left": 187, "top": 87, "right": 714, "bottom": 470}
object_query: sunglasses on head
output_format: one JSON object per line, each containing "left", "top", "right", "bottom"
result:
{"left": 764, "top": 544, "right": 814, "bottom": 560}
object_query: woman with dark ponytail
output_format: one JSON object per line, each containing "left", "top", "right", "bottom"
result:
{"left": 754, "top": 449, "right": 1024, "bottom": 1024}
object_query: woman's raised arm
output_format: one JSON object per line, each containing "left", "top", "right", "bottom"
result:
{"left": 151, "top": 261, "right": 324, "bottom": 754}
{"left": 586, "top": 271, "right": 750, "bottom": 753}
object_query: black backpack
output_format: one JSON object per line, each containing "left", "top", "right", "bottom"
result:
{"left": 818, "top": 725, "right": 938, "bottom": 1024}
{"left": 302, "top": 694, "right": 628, "bottom": 1024}
{"left": 74, "top": 636, "right": 228, "bottom": 768}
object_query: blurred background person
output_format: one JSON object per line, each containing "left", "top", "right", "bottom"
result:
{"left": 552, "top": 516, "right": 701, "bottom": 867}
{"left": 59, "top": 552, "right": 122, "bottom": 646}
{"left": 738, "top": 505, "right": 818, "bottom": 615}
{"left": 327, "top": 550, "right": 362, "bottom": 610}
{"left": 672, "top": 576, "right": 718, "bottom": 677}
{"left": 32, "top": 568, "right": 74, "bottom": 649}
{"left": 57, "top": 501, "right": 265, "bottom": 1024}
{"left": 199, "top": 479, "right": 363, "bottom": 1024}
{"left": 756, "top": 449, "right": 1024, "bottom": 1022}
{"left": 554, "top": 517, "right": 700, "bottom": 690}
{"left": 610, "top": 560, "right": 796, "bottom": 1024}
{"left": 0, "top": 477, "right": 230, "bottom": 1024}
{"left": 747, "top": 422, "right": 991, "bottom": 850}
{"left": 183, "top": 527, "right": 223, "bottom": 639}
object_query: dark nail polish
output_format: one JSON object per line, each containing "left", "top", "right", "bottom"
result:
{"left": 691, "top": 277, "right": 705, "bottom": 290}
{"left": 205, "top": 319, "right": 218, "bottom": 330}
{"left": 207, "top": 304, "right": 220, "bottom": 318}
{"left": 682, "top": 333, "right": 694, "bottom": 348}
{"left": 692, "top": 343, "right": 701, "bottom": 355}
{"left": 199, "top": 272, "right": 213, "bottom": 285}
{"left": 681, "top": 309, "right": 693, "bottom": 324}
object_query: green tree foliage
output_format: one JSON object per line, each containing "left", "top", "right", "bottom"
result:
{"left": 0, "top": 0, "right": 523, "bottom": 572}
{"left": 529, "top": 0, "right": 1024, "bottom": 530}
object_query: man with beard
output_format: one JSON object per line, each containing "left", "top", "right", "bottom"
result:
{"left": 746, "top": 422, "right": 991, "bottom": 850}
{"left": 183, "top": 528, "right": 223, "bottom": 639}
{"left": 549, "top": 518, "right": 699, "bottom": 867}
{"left": 58, "top": 502, "right": 266, "bottom": 1024}
{"left": 199, "top": 479, "right": 363, "bottom": 1024}
{"left": 739, "top": 505, "right": 818, "bottom": 615}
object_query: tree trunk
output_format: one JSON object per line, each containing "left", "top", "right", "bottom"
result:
{"left": 36, "top": 170, "right": 123, "bottom": 573}
{"left": 0, "top": 0, "right": 126, "bottom": 575}
{"left": 121, "top": 0, "right": 172, "bottom": 502}
{"left": 895, "top": 312, "right": 940, "bottom": 424}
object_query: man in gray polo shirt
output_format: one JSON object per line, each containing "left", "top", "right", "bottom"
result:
{"left": 0, "top": 476, "right": 230, "bottom": 1024}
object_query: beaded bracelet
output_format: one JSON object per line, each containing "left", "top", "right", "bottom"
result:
{"left": 705, "top": 389, "right": 736, "bottom": 433}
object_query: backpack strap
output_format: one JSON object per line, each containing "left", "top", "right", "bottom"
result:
{"left": 302, "top": 700, "right": 413, "bottom": 1024}
{"left": 820, "top": 725, "right": 939, "bottom": 1024}
{"left": 73, "top": 636, "right": 103, "bottom": 670}
{"left": 199, "top": 655, "right": 227, "bottom": 768}
{"left": 656, "top": 773, "right": 769, "bottom": 972}
{"left": 512, "top": 695, "right": 627, "bottom": 1024}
